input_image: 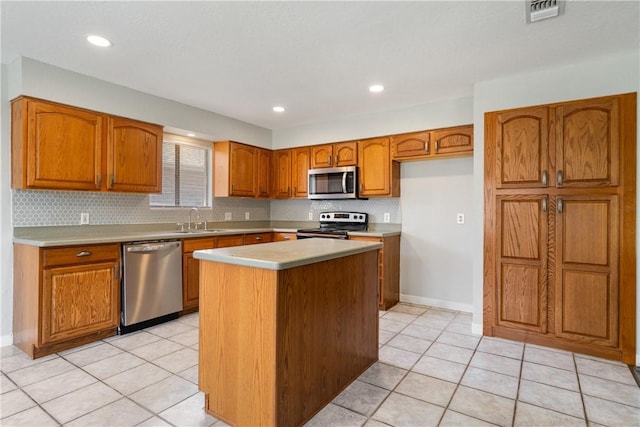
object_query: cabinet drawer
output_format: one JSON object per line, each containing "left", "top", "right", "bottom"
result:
{"left": 216, "top": 235, "right": 245, "bottom": 248}
{"left": 243, "top": 233, "right": 273, "bottom": 245}
{"left": 42, "top": 244, "right": 120, "bottom": 267}
{"left": 183, "top": 237, "right": 215, "bottom": 252}
{"left": 274, "top": 232, "right": 297, "bottom": 242}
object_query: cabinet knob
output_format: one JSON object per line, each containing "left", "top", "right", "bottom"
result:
{"left": 256, "top": 236, "right": 262, "bottom": 241}
{"left": 435, "top": 141, "right": 439, "bottom": 153}
{"left": 425, "top": 141, "right": 430, "bottom": 153}
{"left": 76, "top": 251, "right": 92, "bottom": 257}
{"left": 109, "top": 174, "right": 114, "bottom": 188}
{"left": 328, "top": 155, "right": 332, "bottom": 166}
{"left": 557, "top": 170, "right": 564, "bottom": 186}
{"left": 557, "top": 197, "right": 564, "bottom": 213}
{"left": 97, "top": 174, "right": 102, "bottom": 187}
{"left": 542, "top": 197, "right": 547, "bottom": 213}
{"left": 542, "top": 171, "right": 548, "bottom": 186}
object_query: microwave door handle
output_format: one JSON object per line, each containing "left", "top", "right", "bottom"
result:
{"left": 342, "top": 172, "right": 347, "bottom": 193}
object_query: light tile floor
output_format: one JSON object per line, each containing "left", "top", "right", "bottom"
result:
{"left": 1, "top": 304, "right": 639, "bottom": 426}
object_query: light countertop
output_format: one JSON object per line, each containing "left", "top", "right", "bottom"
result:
{"left": 193, "top": 238, "right": 383, "bottom": 270}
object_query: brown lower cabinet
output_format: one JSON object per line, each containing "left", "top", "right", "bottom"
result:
{"left": 349, "top": 234, "right": 400, "bottom": 310}
{"left": 13, "top": 243, "right": 121, "bottom": 358}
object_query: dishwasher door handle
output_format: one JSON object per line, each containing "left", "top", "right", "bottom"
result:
{"left": 126, "top": 241, "right": 181, "bottom": 253}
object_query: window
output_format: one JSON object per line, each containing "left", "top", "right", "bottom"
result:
{"left": 150, "top": 135, "right": 212, "bottom": 207}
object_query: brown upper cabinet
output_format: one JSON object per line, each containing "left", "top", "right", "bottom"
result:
{"left": 358, "top": 137, "right": 400, "bottom": 197}
{"left": 11, "top": 96, "right": 162, "bottom": 193}
{"left": 291, "top": 147, "right": 310, "bottom": 198}
{"left": 214, "top": 141, "right": 257, "bottom": 197}
{"left": 311, "top": 141, "right": 358, "bottom": 168}
{"left": 271, "top": 149, "right": 292, "bottom": 198}
{"left": 255, "top": 147, "right": 271, "bottom": 198}
{"left": 392, "top": 125, "right": 473, "bottom": 161}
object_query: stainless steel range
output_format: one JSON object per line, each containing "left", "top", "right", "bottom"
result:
{"left": 297, "top": 212, "right": 368, "bottom": 239}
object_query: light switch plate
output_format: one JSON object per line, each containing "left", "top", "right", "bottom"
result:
{"left": 224, "top": 212, "right": 232, "bottom": 221}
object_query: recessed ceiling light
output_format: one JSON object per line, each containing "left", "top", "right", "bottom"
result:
{"left": 187, "top": 133, "right": 196, "bottom": 137}
{"left": 369, "top": 84, "right": 384, "bottom": 93}
{"left": 87, "top": 35, "right": 112, "bottom": 47}
{"left": 273, "top": 106, "right": 285, "bottom": 113}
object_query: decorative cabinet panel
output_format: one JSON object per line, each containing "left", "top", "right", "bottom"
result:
{"left": 255, "top": 147, "right": 271, "bottom": 198}
{"left": 271, "top": 149, "right": 292, "bottom": 198}
{"left": 358, "top": 137, "right": 400, "bottom": 197}
{"left": 11, "top": 96, "right": 162, "bottom": 193}
{"left": 182, "top": 238, "right": 216, "bottom": 313}
{"left": 311, "top": 141, "right": 358, "bottom": 168}
{"left": 291, "top": 147, "right": 310, "bottom": 198}
{"left": 484, "top": 92, "right": 636, "bottom": 364}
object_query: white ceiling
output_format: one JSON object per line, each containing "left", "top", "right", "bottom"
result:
{"left": 2, "top": 1, "right": 638, "bottom": 130}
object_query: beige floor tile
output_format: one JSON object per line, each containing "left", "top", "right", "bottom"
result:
{"left": 0, "top": 345, "right": 23, "bottom": 359}
{"left": 41, "top": 382, "right": 121, "bottom": 424}
{"left": 445, "top": 322, "right": 476, "bottom": 336}
{"left": 422, "top": 309, "right": 458, "bottom": 321}
{"left": 378, "top": 329, "right": 395, "bottom": 345}
{"left": 130, "top": 338, "right": 185, "bottom": 361}
{"left": 0, "top": 405, "right": 59, "bottom": 426}
{"left": 390, "top": 304, "right": 427, "bottom": 316}
{"left": 372, "top": 392, "right": 445, "bottom": 426}
{"left": 83, "top": 351, "right": 146, "bottom": 380}
{"left": 425, "top": 342, "right": 474, "bottom": 365}
{"left": 135, "top": 416, "right": 173, "bottom": 426}
{"left": 109, "top": 331, "right": 162, "bottom": 351}
{"left": 469, "top": 352, "right": 521, "bottom": 378}
{"left": 145, "top": 321, "right": 194, "bottom": 338}
{"left": 523, "top": 345, "right": 575, "bottom": 371}
{"left": 0, "top": 352, "right": 58, "bottom": 374}
{"left": 152, "top": 347, "right": 199, "bottom": 373}
{"left": 382, "top": 311, "right": 418, "bottom": 324}
{"left": 22, "top": 368, "right": 97, "bottom": 403}
{"left": 439, "top": 410, "right": 497, "bottom": 426}
{"left": 129, "top": 375, "right": 198, "bottom": 414}
{"left": 386, "top": 334, "right": 432, "bottom": 354}
{"left": 62, "top": 342, "right": 123, "bottom": 367}
{"left": 58, "top": 340, "right": 103, "bottom": 355}
{"left": 579, "top": 374, "right": 640, "bottom": 408}
{"left": 461, "top": 367, "right": 519, "bottom": 399}
{"left": 177, "top": 313, "right": 200, "bottom": 328}
{"left": 412, "top": 355, "right": 466, "bottom": 383}
{"left": 168, "top": 328, "right": 200, "bottom": 347}
{"left": 412, "top": 316, "right": 451, "bottom": 330}
{"left": 476, "top": 337, "right": 523, "bottom": 360}
{"left": 401, "top": 323, "right": 443, "bottom": 341}
{"left": 395, "top": 371, "right": 456, "bottom": 407}
{"left": 177, "top": 365, "right": 199, "bottom": 385}
{"left": 358, "top": 362, "right": 407, "bottom": 390}
{"left": 378, "top": 345, "right": 421, "bottom": 370}
{"left": 104, "top": 362, "right": 171, "bottom": 395}
{"left": 0, "top": 389, "right": 37, "bottom": 419}
{"left": 449, "top": 386, "right": 515, "bottom": 426}
{"left": 436, "top": 331, "right": 480, "bottom": 350}
{"left": 7, "top": 357, "right": 76, "bottom": 387}
{"left": 379, "top": 318, "right": 408, "bottom": 333}
{"left": 363, "top": 418, "right": 389, "bottom": 427}
{"left": 575, "top": 357, "right": 637, "bottom": 385}
{"left": 1, "top": 373, "right": 17, "bottom": 394}
{"left": 159, "top": 392, "right": 218, "bottom": 426}
{"left": 66, "top": 397, "right": 153, "bottom": 427}
{"left": 514, "top": 402, "right": 586, "bottom": 426}
{"left": 304, "top": 403, "right": 367, "bottom": 427}
{"left": 452, "top": 312, "right": 473, "bottom": 323}
{"left": 332, "top": 380, "right": 390, "bottom": 416}
{"left": 521, "top": 361, "right": 579, "bottom": 391}
{"left": 583, "top": 395, "right": 640, "bottom": 426}
{"left": 518, "top": 379, "right": 584, "bottom": 419}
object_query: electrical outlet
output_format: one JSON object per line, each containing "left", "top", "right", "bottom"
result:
{"left": 224, "top": 212, "right": 232, "bottom": 221}
{"left": 80, "top": 212, "right": 90, "bottom": 225}
{"left": 308, "top": 212, "right": 313, "bottom": 220}
{"left": 457, "top": 213, "right": 465, "bottom": 224}
{"left": 383, "top": 213, "right": 390, "bottom": 223}
{"left": 245, "top": 211, "right": 250, "bottom": 220}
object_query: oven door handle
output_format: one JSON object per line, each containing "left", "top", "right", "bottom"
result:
{"left": 342, "top": 172, "right": 347, "bottom": 194}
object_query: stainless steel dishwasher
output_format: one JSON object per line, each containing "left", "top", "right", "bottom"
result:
{"left": 119, "top": 240, "right": 183, "bottom": 334}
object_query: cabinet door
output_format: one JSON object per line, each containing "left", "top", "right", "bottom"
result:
{"left": 255, "top": 148, "right": 270, "bottom": 198}
{"left": 311, "top": 145, "right": 333, "bottom": 168}
{"left": 334, "top": 142, "right": 358, "bottom": 166}
{"left": 391, "top": 131, "right": 430, "bottom": 159}
{"left": 24, "top": 99, "right": 103, "bottom": 190}
{"left": 107, "top": 117, "right": 162, "bottom": 192}
{"left": 494, "top": 107, "right": 549, "bottom": 189}
{"left": 555, "top": 97, "right": 619, "bottom": 188}
{"left": 228, "top": 143, "right": 256, "bottom": 196}
{"left": 42, "top": 261, "right": 119, "bottom": 345}
{"left": 359, "top": 137, "right": 393, "bottom": 196}
{"left": 495, "top": 195, "right": 548, "bottom": 333}
{"left": 182, "top": 238, "right": 215, "bottom": 311}
{"left": 554, "top": 195, "right": 619, "bottom": 347}
{"left": 291, "top": 147, "right": 310, "bottom": 197}
{"left": 271, "top": 150, "right": 291, "bottom": 198}
{"left": 432, "top": 125, "right": 473, "bottom": 156}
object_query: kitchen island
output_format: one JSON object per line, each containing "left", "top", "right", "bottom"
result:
{"left": 194, "top": 238, "right": 382, "bottom": 427}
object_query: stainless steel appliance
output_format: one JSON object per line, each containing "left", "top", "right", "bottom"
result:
{"left": 120, "top": 240, "right": 183, "bottom": 334}
{"left": 308, "top": 166, "right": 360, "bottom": 199}
{"left": 297, "top": 212, "right": 368, "bottom": 239}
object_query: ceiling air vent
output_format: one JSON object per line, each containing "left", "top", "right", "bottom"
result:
{"left": 526, "top": 0, "right": 564, "bottom": 23}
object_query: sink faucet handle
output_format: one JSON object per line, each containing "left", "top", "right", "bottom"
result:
{"left": 176, "top": 222, "right": 184, "bottom": 231}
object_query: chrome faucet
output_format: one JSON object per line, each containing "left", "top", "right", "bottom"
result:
{"left": 188, "top": 207, "right": 200, "bottom": 230}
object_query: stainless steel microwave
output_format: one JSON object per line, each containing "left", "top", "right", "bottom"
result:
{"left": 308, "top": 166, "right": 359, "bottom": 199}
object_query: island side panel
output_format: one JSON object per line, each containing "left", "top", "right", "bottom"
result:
{"left": 199, "top": 261, "right": 278, "bottom": 426}
{"left": 275, "top": 250, "right": 379, "bottom": 426}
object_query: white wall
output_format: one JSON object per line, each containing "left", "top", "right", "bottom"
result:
{"left": 471, "top": 52, "right": 640, "bottom": 359}
{"left": 274, "top": 96, "right": 476, "bottom": 311}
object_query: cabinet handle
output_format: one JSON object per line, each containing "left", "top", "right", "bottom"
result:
{"left": 425, "top": 141, "right": 429, "bottom": 153}
{"left": 557, "top": 198, "right": 564, "bottom": 213}
{"left": 328, "top": 155, "right": 332, "bottom": 166}
{"left": 283, "top": 236, "right": 291, "bottom": 240}
{"left": 542, "top": 197, "right": 547, "bottom": 213}
{"left": 76, "top": 251, "right": 92, "bottom": 257}
{"left": 97, "top": 174, "right": 102, "bottom": 187}
{"left": 435, "top": 141, "right": 439, "bottom": 153}
{"left": 334, "top": 155, "right": 338, "bottom": 166}
{"left": 256, "top": 236, "right": 262, "bottom": 241}
{"left": 542, "top": 171, "right": 548, "bottom": 186}
{"left": 557, "top": 170, "right": 564, "bottom": 186}
{"left": 109, "top": 174, "right": 114, "bottom": 188}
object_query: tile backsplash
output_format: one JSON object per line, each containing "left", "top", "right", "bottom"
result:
{"left": 12, "top": 190, "right": 401, "bottom": 227}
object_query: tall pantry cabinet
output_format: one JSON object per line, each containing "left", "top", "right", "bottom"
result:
{"left": 483, "top": 93, "right": 636, "bottom": 364}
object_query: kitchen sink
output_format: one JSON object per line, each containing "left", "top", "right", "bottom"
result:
{"left": 174, "top": 229, "right": 225, "bottom": 234}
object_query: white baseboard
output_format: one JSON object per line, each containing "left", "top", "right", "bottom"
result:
{"left": 399, "top": 293, "right": 473, "bottom": 313}
{"left": 471, "top": 322, "right": 483, "bottom": 336}
{"left": 1, "top": 334, "right": 13, "bottom": 348}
